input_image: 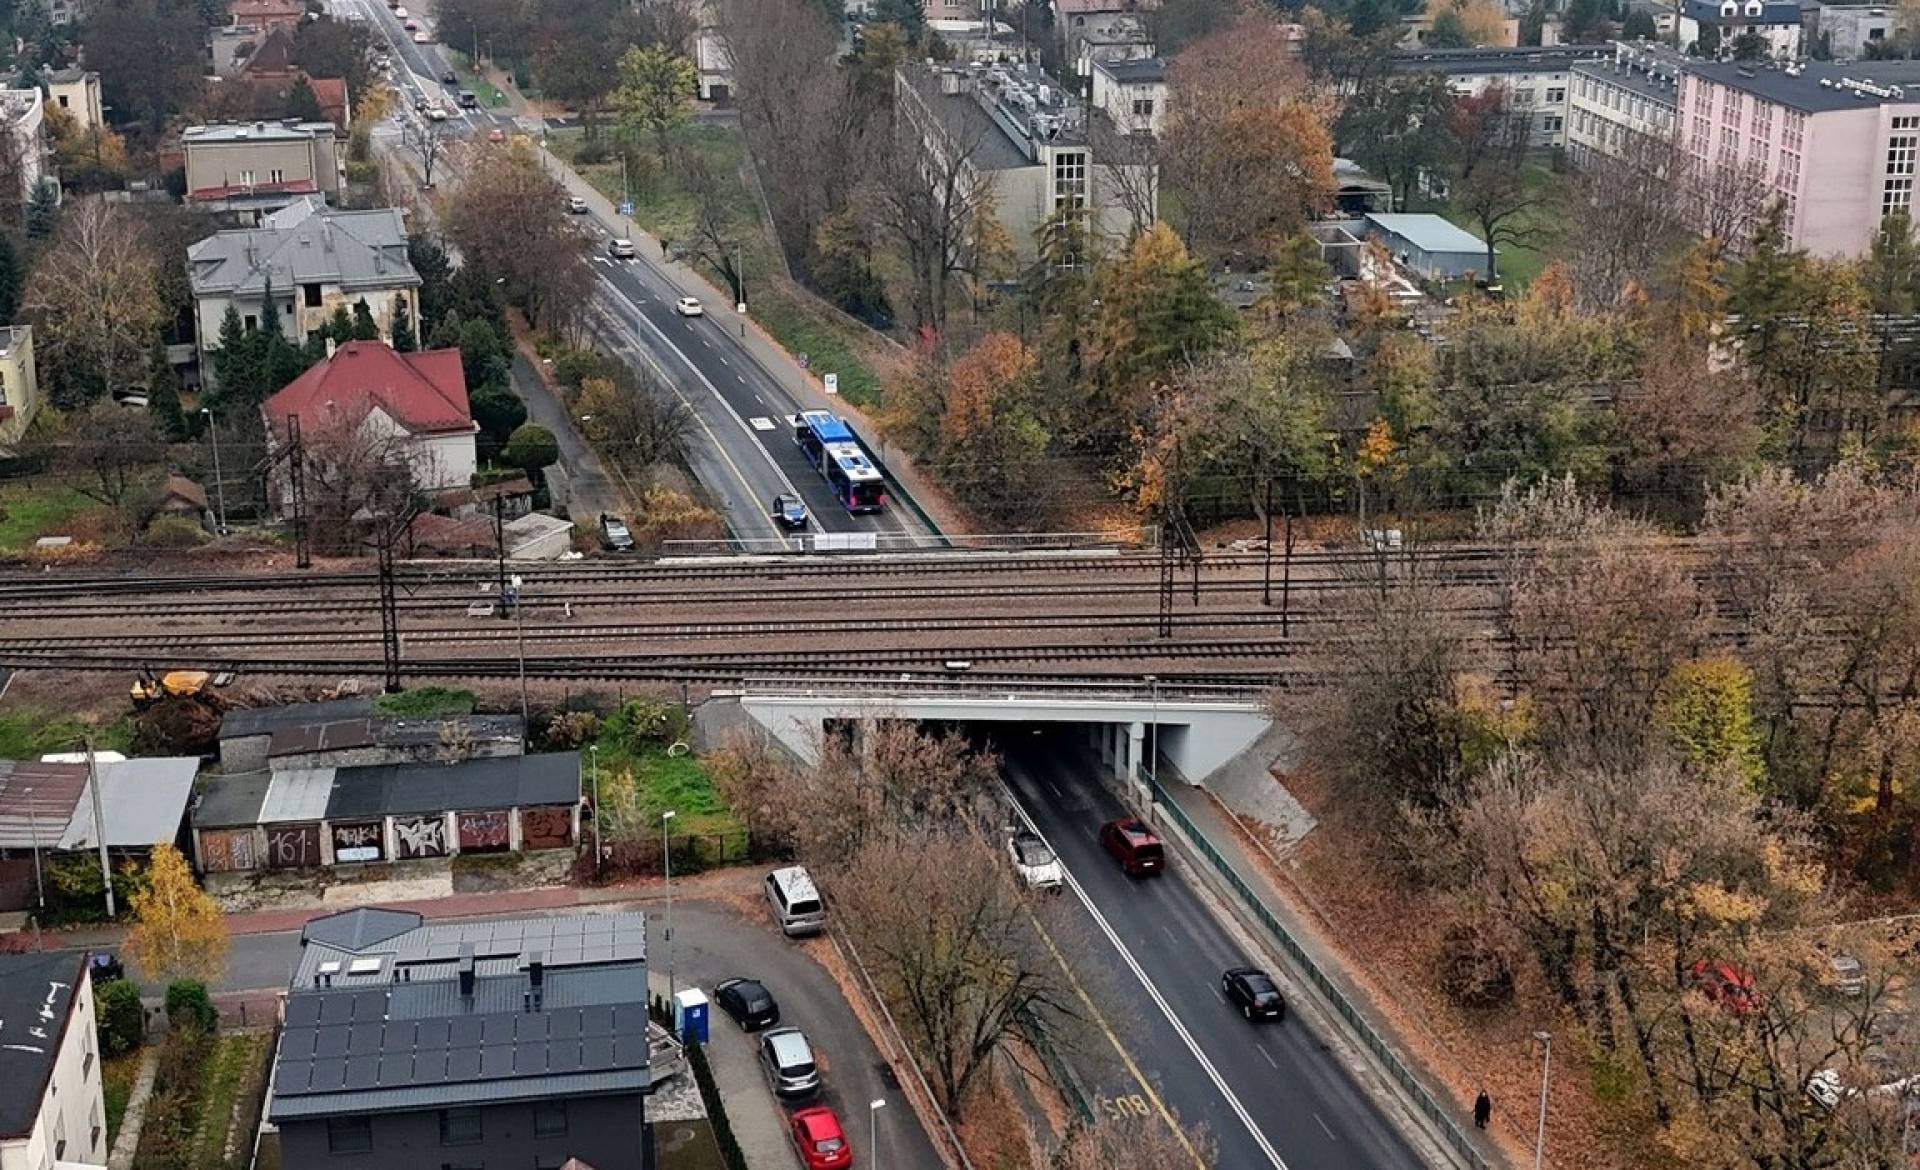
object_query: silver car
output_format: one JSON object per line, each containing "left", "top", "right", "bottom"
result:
{"left": 759, "top": 1027, "right": 820, "bottom": 1099}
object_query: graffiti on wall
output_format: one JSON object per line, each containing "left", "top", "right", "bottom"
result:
{"left": 199, "top": 829, "right": 259, "bottom": 873}
{"left": 394, "top": 815, "right": 448, "bottom": 859}
{"left": 266, "top": 824, "right": 321, "bottom": 869}
{"left": 457, "top": 810, "right": 510, "bottom": 852}
{"left": 521, "top": 807, "right": 573, "bottom": 850}
{"left": 331, "top": 821, "right": 384, "bottom": 863}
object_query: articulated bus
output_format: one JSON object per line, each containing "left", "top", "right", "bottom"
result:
{"left": 793, "top": 410, "right": 887, "bottom": 513}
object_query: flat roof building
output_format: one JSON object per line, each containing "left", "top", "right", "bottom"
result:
{"left": 1390, "top": 46, "right": 1610, "bottom": 148}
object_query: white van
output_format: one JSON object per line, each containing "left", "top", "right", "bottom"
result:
{"left": 764, "top": 866, "right": 825, "bottom": 937}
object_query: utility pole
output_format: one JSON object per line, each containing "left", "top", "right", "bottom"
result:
{"left": 286, "top": 415, "right": 310, "bottom": 569}
{"left": 492, "top": 494, "right": 509, "bottom": 617}
{"left": 662, "top": 809, "right": 677, "bottom": 1001}
{"left": 1533, "top": 1031, "right": 1553, "bottom": 1170}
{"left": 85, "top": 739, "right": 114, "bottom": 918}
{"left": 510, "top": 575, "right": 529, "bottom": 730}
{"left": 375, "top": 528, "right": 402, "bottom": 693}
{"left": 200, "top": 407, "right": 228, "bottom": 533}
{"left": 1262, "top": 476, "right": 1274, "bottom": 608}
{"left": 589, "top": 745, "right": 602, "bottom": 877}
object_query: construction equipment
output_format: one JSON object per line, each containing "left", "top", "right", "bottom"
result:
{"left": 130, "top": 669, "right": 213, "bottom": 709}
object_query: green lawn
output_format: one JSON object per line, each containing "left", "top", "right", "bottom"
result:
{"left": 751, "top": 289, "right": 884, "bottom": 409}
{"left": 0, "top": 706, "right": 134, "bottom": 759}
{"left": 103, "top": 1050, "right": 142, "bottom": 1149}
{"left": 1425, "top": 162, "right": 1566, "bottom": 290}
{"left": 189, "top": 1032, "right": 273, "bottom": 1170}
{"left": 0, "top": 482, "right": 94, "bottom": 550}
{"left": 597, "top": 746, "right": 737, "bottom": 836}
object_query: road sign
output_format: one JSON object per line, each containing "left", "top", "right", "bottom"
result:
{"left": 797, "top": 352, "right": 810, "bottom": 370}
{"left": 823, "top": 373, "right": 839, "bottom": 395}
{"left": 618, "top": 200, "right": 634, "bottom": 216}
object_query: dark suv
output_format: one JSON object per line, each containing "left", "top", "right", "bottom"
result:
{"left": 1099, "top": 817, "right": 1164, "bottom": 877}
{"left": 1222, "top": 967, "right": 1286, "bottom": 1022}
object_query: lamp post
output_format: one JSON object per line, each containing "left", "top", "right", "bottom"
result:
{"left": 589, "top": 745, "right": 602, "bottom": 877}
{"left": 1144, "top": 674, "right": 1159, "bottom": 791}
{"left": 1533, "top": 1030, "right": 1553, "bottom": 1170}
{"left": 868, "top": 1099, "right": 886, "bottom": 1169}
{"left": 200, "top": 407, "right": 228, "bottom": 534}
{"left": 662, "top": 809, "right": 677, "bottom": 1001}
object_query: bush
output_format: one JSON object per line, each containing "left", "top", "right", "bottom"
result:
{"left": 602, "top": 697, "right": 691, "bottom": 753}
{"left": 164, "top": 979, "right": 216, "bottom": 1033}
{"left": 573, "top": 136, "right": 610, "bottom": 165}
{"left": 372, "top": 687, "right": 477, "bottom": 719}
{"left": 97, "top": 979, "right": 144, "bottom": 1056}
{"left": 542, "top": 710, "right": 602, "bottom": 750}
{"left": 686, "top": 1041, "right": 749, "bottom": 1170}
{"left": 142, "top": 514, "right": 209, "bottom": 548}
{"left": 1437, "top": 923, "right": 1515, "bottom": 1010}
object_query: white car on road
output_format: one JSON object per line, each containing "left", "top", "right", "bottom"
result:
{"left": 673, "top": 296, "right": 704, "bottom": 318}
{"left": 1007, "top": 830, "right": 1064, "bottom": 891}
{"left": 608, "top": 238, "right": 637, "bottom": 259}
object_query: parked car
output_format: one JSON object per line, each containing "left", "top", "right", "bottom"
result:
{"left": 713, "top": 977, "right": 780, "bottom": 1032}
{"left": 1099, "top": 817, "right": 1165, "bottom": 877}
{"left": 772, "top": 495, "right": 809, "bottom": 531}
{"left": 566, "top": 195, "right": 589, "bottom": 214}
{"left": 412, "top": 94, "right": 430, "bottom": 112}
{"left": 402, "top": 17, "right": 417, "bottom": 29}
{"left": 1221, "top": 966, "right": 1286, "bottom": 1022}
{"left": 487, "top": 126, "right": 506, "bottom": 142}
{"left": 673, "top": 296, "right": 704, "bottom": 317}
{"left": 764, "top": 865, "right": 826, "bottom": 936}
{"left": 392, "top": 4, "right": 406, "bottom": 15}
{"left": 759, "top": 1027, "right": 821, "bottom": 1099}
{"left": 1807, "top": 1066, "right": 1919, "bottom": 1110}
{"left": 88, "top": 952, "right": 125, "bottom": 983}
{"left": 1690, "top": 959, "right": 1761, "bottom": 1016}
{"left": 427, "top": 104, "right": 451, "bottom": 121}
{"left": 600, "top": 513, "right": 634, "bottom": 551}
{"left": 1826, "top": 953, "right": 1866, "bottom": 997}
{"left": 608, "top": 237, "right": 637, "bottom": 259}
{"left": 789, "top": 1106, "right": 852, "bottom": 1169}
{"left": 1007, "top": 829, "right": 1064, "bottom": 891}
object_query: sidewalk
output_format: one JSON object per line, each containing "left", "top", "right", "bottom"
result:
{"left": 662, "top": 969, "right": 804, "bottom": 1170}
{"left": 1154, "top": 776, "right": 1515, "bottom": 1170}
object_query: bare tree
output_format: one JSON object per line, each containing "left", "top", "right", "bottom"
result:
{"left": 1054, "top": 1113, "right": 1217, "bottom": 1170}
{"left": 1450, "top": 88, "right": 1546, "bottom": 284}
{"left": 24, "top": 198, "right": 164, "bottom": 407}
{"left": 406, "top": 115, "right": 453, "bottom": 189}
{"left": 1086, "top": 118, "right": 1159, "bottom": 241}
{"left": 38, "top": 401, "right": 167, "bottom": 509}
{"left": 446, "top": 142, "right": 592, "bottom": 332}
{"left": 1690, "top": 155, "right": 1775, "bottom": 249}
{"left": 574, "top": 371, "right": 693, "bottom": 474}
{"left": 865, "top": 107, "right": 998, "bottom": 336}
{"left": 1565, "top": 130, "right": 1693, "bottom": 310}
{"left": 291, "top": 409, "right": 422, "bottom": 554}
{"left": 675, "top": 143, "right": 749, "bottom": 308}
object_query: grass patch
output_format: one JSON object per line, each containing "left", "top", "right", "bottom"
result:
{"left": 188, "top": 1032, "right": 272, "bottom": 1170}
{"left": 751, "top": 287, "right": 883, "bottom": 409}
{"left": 0, "top": 706, "right": 134, "bottom": 759}
{"left": 0, "top": 482, "right": 94, "bottom": 550}
{"left": 1429, "top": 162, "right": 1565, "bottom": 290}
{"left": 371, "top": 687, "right": 476, "bottom": 718}
{"left": 104, "top": 1050, "right": 142, "bottom": 1149}
{"left": 549, "top": 123, "right": 757, "bottom": 250}
{"left": 602, "top": 748, "right": 736, "bottom": 835}
{"left": 446, "top": 50, "right": 508, "bottom": 109}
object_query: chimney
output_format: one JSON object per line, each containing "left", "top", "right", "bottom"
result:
{"left": 457, "top": 944, "right": 475, "bottom": 997}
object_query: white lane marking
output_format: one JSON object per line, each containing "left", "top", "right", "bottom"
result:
{"left": 1211, "top": 986, "right": 1226, "bottom": 1004}
{"left": 717, "top": 355, "right": 729, "bottom": 366}
{"left": 1261, "top": 1046, "right": 1279, "bottom": 1069}
{"left": 1005, "top": 783, "right": 1290, "bottom": 1170}
{"left": 749, "top": 417, "right": 775, "bottom": 432}
{"left": 700, "top": 338, "right": 711, "bottom": 347}
{"left": 1314, "top": 1113, "right": 1337, "bottom": 1141}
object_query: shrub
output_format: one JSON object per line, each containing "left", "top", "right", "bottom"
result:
{"left": 542, "top": 710, "right": 602, "bottom": 750}
{"left": 372, "top": 687, "right": 476, "bottom": 719}
{"left": 573, "top": 136, "right": 610, "bottom": 165}
{"left": 164, "top": 979, "right": 216, "bottom": 1033}
{"left": 686, "top": 1041, "right": 749, "bottom": 1170}
{"left": 97, "top": 978, "right": 144, "bottom": 1056}
{"left": 1437, "top": 923, "right": 1515, "bottom": 1010}
{"left": 142, "top": 514, "right": 209, "bottom": 548}
{"left": 602, "top": 697, "right": 691, "bottom": 753}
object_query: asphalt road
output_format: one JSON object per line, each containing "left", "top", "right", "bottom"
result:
{"left": 1001, "top": 732, "right": 1429, "bottom": 1170}
{"left": 97, "top": 899, "right": 944, "bottom": 1169}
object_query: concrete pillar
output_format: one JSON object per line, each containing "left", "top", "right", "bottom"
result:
{"left": 1125, "top": 721, "right": 1145, "bottom": 783}
{"left": 1109, "top": 723, "right": 1125, "bottom": 780}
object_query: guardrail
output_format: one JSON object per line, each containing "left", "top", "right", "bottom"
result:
{"left": 1141, "top": 771, "right": 1493, "bottom": 1170}
{"left": 660, "top": 528, "right": 1153, "bottom": 557}
{"left": 723, "top": 678, "right": 1271, "bottom": 703}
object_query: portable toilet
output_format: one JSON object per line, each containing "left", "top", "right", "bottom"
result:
{"left": 674, "top": 988, "right": 710, "bottom": 1044}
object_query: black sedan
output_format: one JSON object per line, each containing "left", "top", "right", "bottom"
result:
{"left": 772, "top": 495, "right": 810, "bottom": 531}
{"left": 713, "top": 977, "right": 781, "bottom": 1031}
{"left": 1222, "top": 967, "right": 1286, "bottom": 1022}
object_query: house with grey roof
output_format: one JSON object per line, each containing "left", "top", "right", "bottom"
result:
{"left": 182, "top": 119, "right": 343, "bottom": 217}
{"left": 265, "top": 907, "right": 659, "bottom": 1170}
{"left": 186, "top": 195, "right": 420, "bottom": 386}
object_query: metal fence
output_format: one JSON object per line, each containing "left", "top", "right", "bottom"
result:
{"left": 659, "top": 528, "right": 1153, "bottom": 558}
{"left": 1141, "top": 772, "right": 1492, "bottom": 1170}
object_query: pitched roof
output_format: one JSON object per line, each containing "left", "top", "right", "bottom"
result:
{"left": 242, "top": 26, "right": 296, "bottom": 74}
{"left": 1365, "top": 212, "right": 1495, "bottom": 257}
{"left": 0, "top": 952, "right": 84, "bottom": 1138}
{"left": 229, "top": 0, "right": 304, "bottom": 22}
{"left": 162, "top": 474, "right": 209, "bottom": 509}
{"left": 0, "top": 761, "right": 86, "bottom": 850}
{"left": 264, "top": 342, "right": 471, "bottom": 438}
{"left": 187, "top": 197, "right": 416, "bottom": 300}
{"left": 57, "top": 757, "right": 198, "bottom": 851}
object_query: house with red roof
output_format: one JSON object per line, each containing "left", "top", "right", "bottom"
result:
{"left": 263, "top": 341, "right": 477, "bottom": 496}
{"left": 228, "top": 0, "right": 304, "bottom": 33}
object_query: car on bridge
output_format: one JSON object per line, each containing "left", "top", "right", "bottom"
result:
{"left": 772, "top": 495, "right": 809, "bottom": 531}
{"left": 1100, "top": 817, "right": 1165, "bottom": 877}
{"left": 1222, "top": 966, "right": 1287, "bottom": 1022}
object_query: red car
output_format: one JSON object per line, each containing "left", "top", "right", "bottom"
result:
{"left": 789, "top": 1105, "right": 852, "bottom": 1169}
{"left": 1100, "top": 817, "right": 1165, "bottom": 877}
{"left": 1690, "top": 959, "right": 1761, "bottom": 1016}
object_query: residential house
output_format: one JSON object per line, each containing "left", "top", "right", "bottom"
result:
{"left": 1679, "top": 58, "right": 1920, "bottom": 255}
{"left": 187, "top": 197, "right": 418, "bottom": 376}
{"left": 211, "top": 25, "right": 268, "bottom": 77}
{"left": 0, "top": 327, "right": 39, "bottom": 451}
{"left": 1678, "top": 0, "right": 1805, "bottom": 57}
{"left": 0, "top": 952, "right": 106, "bottom": 1170}
{"left": 1056, "top": 0, "right": 1155, "bottom": 60}
{"left": 1091, "top": 55, "right": 1166, "bottom": 138}
{"left": 261, "top": 341, "right": 475, "bottom": 495}
{"left": 693, "top": 1, "right": 732, "bottom": 102}
{"left": 238, "top": 29, "right": 351, "bottom": 128}
{"left": 1810, "top": 2, "right": 1910, "bottom": 58}
{"left": 1567, "top": 40, "right": 1684, "bottom": 166}
{"left": 895, "top": 60, "right": 1156, "bottom": 262}
{"left": 1071, "top": 29, "right": 1157, "bottom": 84}
{"left": 0, "top": 758, "right": 198, "bottom": 912}
{"left": 263, "top": 908, "right": 656, "bottom": 1170}
{"left": 229, "top": 0, "right": 305, "bottom": 34}
{"left": 155, "top": 475, "right": 211, "bottom": 529}
{"left": 43, "top": 70, "right": 102, "bottom": 133}
{"left": 191, "top": 753, "right": 581, "bottom": 873}
{"left": 180, "top": 121, "right": 344, "bottom": 217}
{"left": 1390, "top": 45, "right": 1609, "bottom": 148}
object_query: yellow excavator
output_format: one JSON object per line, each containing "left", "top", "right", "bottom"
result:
{"left": 130, "top": 669, "right": 213, "bottom": 709}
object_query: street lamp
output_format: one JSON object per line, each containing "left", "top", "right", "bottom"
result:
{"left": 662, "top": 809, "right": 677, "bottom": 1001}
{"left": 588, "top": 745, "right": 602, "bottom": 877}
{"left": 868, "top": 1099, "right": 886, "bottom": 1169}
{"left": 1532, "top": 1030, "right": 1553, "bottom": 1170}
{"left": 1144, "top": 674, "right": 1159, "bottom": 791}
{"left": 200, "top": 407, "right": 228, "bottom": 533}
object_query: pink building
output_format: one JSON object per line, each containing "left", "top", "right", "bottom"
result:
{"left": 1680, "top": 60, "right": 1920, "bottom": 256}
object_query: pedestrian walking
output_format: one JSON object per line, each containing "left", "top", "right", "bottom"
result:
{"left": 1473, "top": 1089, "right": 1492, "bottom": 1130}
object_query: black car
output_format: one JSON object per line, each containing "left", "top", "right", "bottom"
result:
{"left": 89, "top": 952, "right": 125, "bottom": 983}
{"left": 772, "top": 495, "right": 809, "bottom": 531}
{"left": 714, "top": 977, "right": 781, "bottom": 1031}
{"left": 441, "top": 70, "right": 458, "bottom": 85}
{"left": 1222, "top": 967, "right": 1286, "bottom": 1022}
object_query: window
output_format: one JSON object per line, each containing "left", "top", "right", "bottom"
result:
{"left": 1884, "top": 176, "right": 1912, "bottom": 215}
{"left": 56, "top": 95, "right": 67, "bottom": 108}
{"left": 269, "top": 168, "right": 284, "bottom": 184}
{"left": 1131, "top": 97, "right": 1154, "bottom": 118}
{"left": 440, "top": 1109, "right": 483, "bottom": 1145}
{"left": 1543, "top": 114, "right": 1563, "bottom": 134}
{"left": 243, "top": 315, "right": 257, "bottom": 330}
{"left": 303, "top": 283, "right": 323, "bottom": 307}
{"left": 238, "top": 169, "right": 254, "bottom": 187}
{"left": 1889, "top": 133, "right": 1917, "bottom": 177}
{"left": 1051, "top": 150, "right": 1086, "bottom": 210}
{"left": 1546, "top": 86, "right": 1566, "bottom": 103}
{"left": 327, "top": 1116, "right": 372, "bottom": 1154}
{"left": 533, "top": 1100, "right": 567, "bottom": 1138}
{"left": 1897, "top": 116, "right": 1920, "bottom": 130}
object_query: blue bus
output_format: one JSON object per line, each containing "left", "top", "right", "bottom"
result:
{"left": 793, "top": 410, "right": 887, "bottom": 513}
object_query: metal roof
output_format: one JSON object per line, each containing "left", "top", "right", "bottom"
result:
{"left": 191, "top": 770, "right": 272, "bottom": 829}
{"left": 0, "top": 762, "right": 85, "bottom": 850}
{"left": 267, "top": 718, "right": 374, "bottom": 758}
{"left": 1364, "top": 213, "right": 1494, "bottom": 258}
{"left": 1390, "top": 45, "right": 1607, "bottom": 76}
{"left": 221, "top": 698, "right": 374, "bottom": 741}
{"left": 0, "top": 952, "right": 83, "bottom": 1138}
{"left": 58, "top": 757, "right": 197, "bottom": 851}
{"left": 260, "top": 767, "right": 336, "bottom": 824}
{"left": 186, "top": 200, "right": 418, "bottom": 301}
{"left": 323, "top": 753, "right": 580, "bottom": 820}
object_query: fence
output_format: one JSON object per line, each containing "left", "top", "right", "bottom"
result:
{"left": 659, "top": 528, "right": 1153, "bottom": 558}
{"left": 1141, "top": 771, "right": 1492, "bottom": 1170}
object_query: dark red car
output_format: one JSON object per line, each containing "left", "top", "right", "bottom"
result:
{"left": 1100, "top": 817, "right": 1165, "bottom": 877}
{"left": 789, "top": 1105, "right": 852, "bottom": 1169}
{"left": 1691, "top": 959, "right": 1761, "bottom": 1016}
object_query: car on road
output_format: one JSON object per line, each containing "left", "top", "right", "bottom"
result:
{"left": 1222, "top": 966, "right": 1287, "bottom": 1022}
{"left": 673, "top": 295, "right": 704, "bottom": 317}
{"left": 765, "top": 865, "right": 826, "bottom": 936}
{"left": 1007, "top": 829, "right": 1064, "bottom": 891}
{"left": 412, "top": 94, "right": 430, "bottom": 112}
{"left": 441, "top": 70, "right": 458, "bottom": 85}
{"left": 565, "top": 195, "right": 589, "bottom": 214}
{"left": 487, "top": 126, "right": 506, "bottom": 142}
{"left": 599, "top": 513, "right": 634, "bottom": 551}
{"left": 608, "top": 237, "right": 637, "bottom": 259}
{"left": 401, "top": 16, "right": 417, "bottom": 28}
{"left": 412, "top": 29, "right": 430, "bottom": 42}
{"left": 789, "top": 1106, "right": 852, "bottom": 1169}
{"left": 458, "top": 90, "right": 479, "bottom": 109}
{"left": 426, "top": 103, "right": 450, "bottom": 120}
{"left": 713, "top": 977, "right": 781, "bottom": 1032}
{"left": 772, "top": 495, "right": 809, "bottom": 531}
{"left": 392, "top": 4, "right": 405, "bottom": 14}
{"left": 1100, "top": 817, "right": 1165, "bottom": 877}
{"left": 759, "top": 1026, "right": 821, "bottom": 1099}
